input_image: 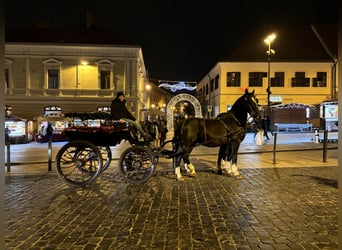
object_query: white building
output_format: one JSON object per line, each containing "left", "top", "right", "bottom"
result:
{"left": 5, "top": 42, "right": 148, "bottom": 120}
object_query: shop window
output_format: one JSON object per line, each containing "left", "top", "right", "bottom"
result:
{"left": 312, "top": 72, "right": 327, "bottom": 87}
{"left": 226, "top": 72, "right": 241, "bottom": 87}
{"left": 249, "top": 72, "right": 265, "bottom": 87}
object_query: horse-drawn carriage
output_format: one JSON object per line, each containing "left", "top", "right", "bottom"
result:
{"left": 55, "top": 112, "right": 175, "bottom": 187}
{"left": 55, "top": 89, "right": 260, "bottom": 187}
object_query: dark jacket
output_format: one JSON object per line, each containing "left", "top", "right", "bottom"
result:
{"left": 46, "top": 125, "right": 54, "bottom": 136}
{"left": 110, "top": 97, "right": 136, "bottom": 121}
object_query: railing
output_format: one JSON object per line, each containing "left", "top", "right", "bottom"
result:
{"left": 6, "top": 88, "right": 116, "bottom": 98}
{"left": 274, "top": 123, "right": 313, "bottom": 132}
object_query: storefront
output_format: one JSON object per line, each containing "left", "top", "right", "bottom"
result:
{"left": 5, "top": 116, "right": 29, "bottom": 144}
{"left": 320, "top": 101, "right": 338, "bottom": 131}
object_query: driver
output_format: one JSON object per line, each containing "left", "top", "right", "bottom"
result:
{"left": 110, "top": 91, "right": 152, "bottom": 141}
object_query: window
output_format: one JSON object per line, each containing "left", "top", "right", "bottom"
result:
{"left": 226, "top": 72, "right": 241, "bottom": 87}
{"left": 214, "top": 75, "right": 219, "bottom": 89}
{"left": 43, "top": 58, "right": 62, "bottom": 89}
{"left": 312, "top": 72, "right": 327, "bottom": 87}
{"left": 271, "top": 72, "right": 284, "bottom": 87}
{"left": 100, "top": 70, "right": 111, "bottom": 89}
{"left": 96, "top": 59, "right": 114, "bottom": 90}
{"left": 5, "top": 68, "right": 9, "bottom": 89}
{"left": 5, "top": 58, "right": 12, "bottom": 90}
{"left": 291, "top": 72, "right": 310, "bottom": 87}
{"left": 48, "top": 70, "right": 59, "bottom": 89}
{"left": 210, "top": 78, "right": 214, "bottom": 92}
{"left": 249, "top": 72, "right": 265, "bottom": 87}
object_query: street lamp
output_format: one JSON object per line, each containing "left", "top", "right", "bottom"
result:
{"left": 264, "top": 33, "right": 276, "bottom": 106}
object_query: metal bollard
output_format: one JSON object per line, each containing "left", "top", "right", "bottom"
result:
{"left": 6, "top": 142, "right": 11, "bottom": 172}
{"left": 272, "top": 132, "right": 277, "bottom": 164}
{"left": 48, "top": 140, "right": 52, "bottom": 171}
{"left": 322, "top": 130, "right": 328, "bottom": 162}
{"left": 314, "top": 128, "right": 320, "bottom": 143}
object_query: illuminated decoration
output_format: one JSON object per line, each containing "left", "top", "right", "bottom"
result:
{"left": 97, "top": 106, "right": 111, "bottom": 113}
{"left": 5, "top": 105, "right": 12, "bottom": 116}
{"left": 159, "top": 81, "right": 196, "bottom": 92}
{"left": 271, "top": 103, "right": 316, "bottom": 110}
{"left": 44, "top": 106, "right": 62, "bottom": 117}
{"left": 166, "top": 94, "right": 202, "bottom": 131}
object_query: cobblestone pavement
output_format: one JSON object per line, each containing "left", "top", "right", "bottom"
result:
{"left": 5, "top": 151, "right": 338, "bottom": 249}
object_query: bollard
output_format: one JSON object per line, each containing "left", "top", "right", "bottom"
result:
{"left": 272, "top": 132, "right": 277, "bottom": 164}
{"left": 314, "top": 128, "right": 320, "bottom": 143}
{"left": 322, "top": 130, "right": 328, "bottom": 162}
{"left": 6, "top": 142, "right": 11, "bottom": 172}
{"left": 48, "top": 140, "right": 52, "bottom": 171}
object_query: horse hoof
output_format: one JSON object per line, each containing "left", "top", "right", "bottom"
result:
{"left": 177, "top": 176, "right": 185, "bottom": 181}
{"left": 217, "top": 169, "right": 223, "bottom": 175}
{"left": 187, "top": 172, "right": 196, "bottom": 177}
{"left": 234, "top": 174, "right": 243, "bottom": 179}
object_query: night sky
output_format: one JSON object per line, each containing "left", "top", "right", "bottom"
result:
{"left": 5, "top": 0, "right": 338, "bottom": 81}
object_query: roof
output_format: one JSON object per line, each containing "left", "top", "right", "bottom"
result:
{"left": 5, "top": 25, "right": 138, "bottom": 46}
{"left": 222, "top": 23, "right": 337, "bottom": 62}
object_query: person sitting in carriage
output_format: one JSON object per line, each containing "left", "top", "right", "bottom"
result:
{"left": 110, "top": 91, "right": 152, "bottom": 141}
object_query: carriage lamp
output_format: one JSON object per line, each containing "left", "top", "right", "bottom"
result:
{"left": 264, "top": 33, "right": 276, "bottom": 106}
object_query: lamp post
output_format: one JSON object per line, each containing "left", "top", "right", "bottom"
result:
{"left": 264, "top": 33, "right": 276, "bottom": 106}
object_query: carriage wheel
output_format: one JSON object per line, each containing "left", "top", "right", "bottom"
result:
{"left": 55, "top": 140, "right": 103, "bottom": 187}
{"left": 118, "top": 146, "right": 156, "bottom": 184}
{"left": 98, "top": 145, "right": 112, "bottom": 172}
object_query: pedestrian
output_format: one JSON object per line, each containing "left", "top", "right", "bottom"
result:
{"left": 159, "top": 119, "right": 168, "bottom": 146}
{"left": 110, "top": 91, "right": 152, "bottom": 141}
{"left": 5, "top": 126, "right": 10, "bottom": 144}
{"left": 46, "top": 123, "right": 54, "bottom": 142}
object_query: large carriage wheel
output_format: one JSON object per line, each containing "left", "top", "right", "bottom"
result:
{"left": 118, "top": 146, "right": 156, "bottom": 184}
{"left": 98, "top": 146, "right": 112, "bottom": 172}
{"left": 55, "top": 140, "right": 103, "bottom": 187}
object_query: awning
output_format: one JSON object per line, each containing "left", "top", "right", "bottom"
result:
{"left": 270, "top": 102, "right": 316, "bottom": 110}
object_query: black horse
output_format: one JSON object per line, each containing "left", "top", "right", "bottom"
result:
{"left": 172, "top": 89, "right": 260, "bottom": 181}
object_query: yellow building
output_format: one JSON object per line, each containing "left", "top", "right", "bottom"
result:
{"left": 196, "top": 24, "right": 338, "bottom": 117}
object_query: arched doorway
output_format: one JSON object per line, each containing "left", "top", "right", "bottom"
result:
{"left": 166, "top": 94, "right": 202, "bottom": 131}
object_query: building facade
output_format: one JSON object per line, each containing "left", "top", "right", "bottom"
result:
{"left": 4, "top": 43, "right": 149, "bottom": 140}
{"left": 197, "top": 61, "right": 338, "bottom": 117}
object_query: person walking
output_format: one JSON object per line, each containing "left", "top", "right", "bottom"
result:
{"left": 46, "top": 123, "right": 54, "bottom": 142}
{"left": 159, "top": 119, "right": 168, "bottom": 146}
{"left": 5, "top": 126, "right": 10, "bottom": 144}
{"left": 110, "top": 91, "right": 152, "bottom": 141}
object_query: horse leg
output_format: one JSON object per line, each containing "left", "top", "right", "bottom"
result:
{"left": 217, "top": 145, "right": 224, "bottom": 175}
{"left": 184, "top": 162, "right": 196, "bottom": 177}
{"left": 218, "top": 144, "right": 233, "bottom": 176}
{"left": 174, "top": 155, "right": 184, "bottom": 181}
{"left": 183, "top": 150, "right": 196, "bottom": 177}
{"left": 230, "top": 145, "right": 242, "bottom": 179}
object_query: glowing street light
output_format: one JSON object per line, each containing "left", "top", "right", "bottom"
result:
{"left": 264, "top": 33, "right": 276, "bottom": 106}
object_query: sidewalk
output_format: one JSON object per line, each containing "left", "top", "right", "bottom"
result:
{"left": 4, "top": 132, "right": 338, "bottom": 175}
